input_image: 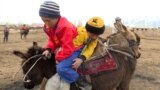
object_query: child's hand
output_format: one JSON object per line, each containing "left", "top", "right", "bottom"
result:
{"left": 72, "top": 58, "right": 83, "bottom": 69}
{"left": 56, "top": 61, "right": 59, "bottom": 64}
{"left": 42, "top": 50, "right": 50, "bottom": 60}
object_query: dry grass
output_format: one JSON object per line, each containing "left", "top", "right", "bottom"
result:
{"left": 0, "top": 28, "right": 160, "bottom": 90}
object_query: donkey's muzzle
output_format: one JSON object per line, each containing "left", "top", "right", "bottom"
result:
{"left": 24, "top": 82, "right": 35, "bottom": 89}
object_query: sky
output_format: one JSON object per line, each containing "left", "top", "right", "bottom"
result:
{"left": 0, "top": 0, "right": 160, "bottom": 27}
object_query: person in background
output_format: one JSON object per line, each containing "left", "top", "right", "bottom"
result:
{"left": 3, "top": 26, "right": 9, "bottom": 43}
{"left": 112, "top": 17, "right": 123, "bottom": 34}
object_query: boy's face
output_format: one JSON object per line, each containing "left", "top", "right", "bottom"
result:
{"left": 41, "top": 17, "right": 58, "bottom": 28}
{"left": 87, "top": 32, "right": 98, "bottom": 40}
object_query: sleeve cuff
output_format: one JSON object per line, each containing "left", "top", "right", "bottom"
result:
{"left": 78, "top": 55, "right": 86, "bottom": 61}
{"left": 46, "top": 48, "right": 52, "bottom": 52}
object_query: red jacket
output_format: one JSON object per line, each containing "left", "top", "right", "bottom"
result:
{"left": 20, "top": 26, "right": 28, "bottom": 30}
{"left": 44, "top": 17, "right": 78, "bottom": 62}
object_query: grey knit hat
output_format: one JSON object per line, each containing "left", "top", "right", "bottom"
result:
{"left": 39, "top": 1, "right": 60, "bottom": 18}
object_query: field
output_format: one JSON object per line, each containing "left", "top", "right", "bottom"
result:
{"left": 0, "top": 28, "right": 160, "bottom": 90}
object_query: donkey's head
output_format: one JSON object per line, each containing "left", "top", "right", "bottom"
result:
{"left": 106, "top": 24, "right": 141, "bottom": 59}
{"left": 121, "top": 25, "right": 141, "bottom": 59}
{"left": 13, "top": 42, "right": 56, "bottom": 89}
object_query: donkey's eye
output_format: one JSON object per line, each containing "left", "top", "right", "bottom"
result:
{"left": 130, "top": 40, "right": 136, "bottom": 42}
{"left": 129, "top": 40, "right": 135, "bottom": 43}
{"left": 129, "top": 40, "right": 137, "bottom": 47}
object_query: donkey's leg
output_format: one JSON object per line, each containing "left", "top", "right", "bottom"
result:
{"left": 24, "top": 34, "right": 26, "bottom": 39}
{"left": 116, "top": 81, "right": 130, "bottom": 90}
{"left": 24, "top": 33, "right": 27, "bottom": 39}
{"left": 3, "top": 36, "right": 5, "bottom": 43}
{"left": 6, "top": 35, "right": 8, "bottom": 42}
{"left": 21, "top": 34, "right": 23, "bottom": 39}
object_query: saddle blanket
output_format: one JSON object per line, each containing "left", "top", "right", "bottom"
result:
{"left": 78, "top": 53, "right": 118, "bottom": 75}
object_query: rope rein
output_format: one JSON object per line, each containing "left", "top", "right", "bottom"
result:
{"left": 107, "top": 48, "right": 134, "bottom": 58}
{"left": 13, "top": 54, "right": 42, "bottom": 79}
{"left": 23, "top": 56, "right": 43, "bottom": 83}
{"left": 99, "top": 38, "right": 134, "bottom": 59}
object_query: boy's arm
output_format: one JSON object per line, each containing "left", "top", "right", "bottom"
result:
{"left": 80, "top": 39, "right": 98, "bottom": 60}
{"left": 55, "top": 27, "right": 75, "bottom": 62}
{"left": 43, "top": 26, "right": 56, "bottom": 52}
{"left": 45, "top": 37, "right": 56, "bottom": 52}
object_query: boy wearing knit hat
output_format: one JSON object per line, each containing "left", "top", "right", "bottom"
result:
{"left": 39, "top": 1, "right": 80, "bottom": 85}
{"left": 39, "top": 1, "right": 105, "bottom": 90}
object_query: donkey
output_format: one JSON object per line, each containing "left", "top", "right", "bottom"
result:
{"left": 20, "top": 29, "right": 29, "bottom": 39}
{"left": 13, "top": 26, "right": 141, "bottom": 90}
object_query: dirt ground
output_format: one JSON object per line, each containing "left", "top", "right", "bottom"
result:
{"left": 0, "top": 28, "right": 160, "bottom": 90}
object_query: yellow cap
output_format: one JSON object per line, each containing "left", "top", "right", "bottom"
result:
{"left": 87, "top": 16, "right": 104, "bottom": 28}
{"left": 85, "top": 16, "right": 105, "bottom": 35}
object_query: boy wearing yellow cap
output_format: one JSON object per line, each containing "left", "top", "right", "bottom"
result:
{"left": 72, "top": 17, "right": 105, "bottom": 69}
{"left": 71, "top": 16, "right": 105, "bottom": 90}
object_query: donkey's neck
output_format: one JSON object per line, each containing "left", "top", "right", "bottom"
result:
{"left": 42, "top": 58, "right": 57, "bottom": 79}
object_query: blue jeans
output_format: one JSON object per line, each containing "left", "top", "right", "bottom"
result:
{"left": 56, "top": 48, "right": 82, "bottom": 84}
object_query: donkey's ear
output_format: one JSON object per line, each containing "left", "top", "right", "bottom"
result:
{"left": 13, "top": 50, "right": 27, "bottom": 59}
{"left": 33, "top": 41, "right": 38, "bottom": 47}
{"left": 122, "top": 24, "right": 127, "bottom": 32}
{"left": 133, "top": 32, "right": 141, "bottom": 43}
